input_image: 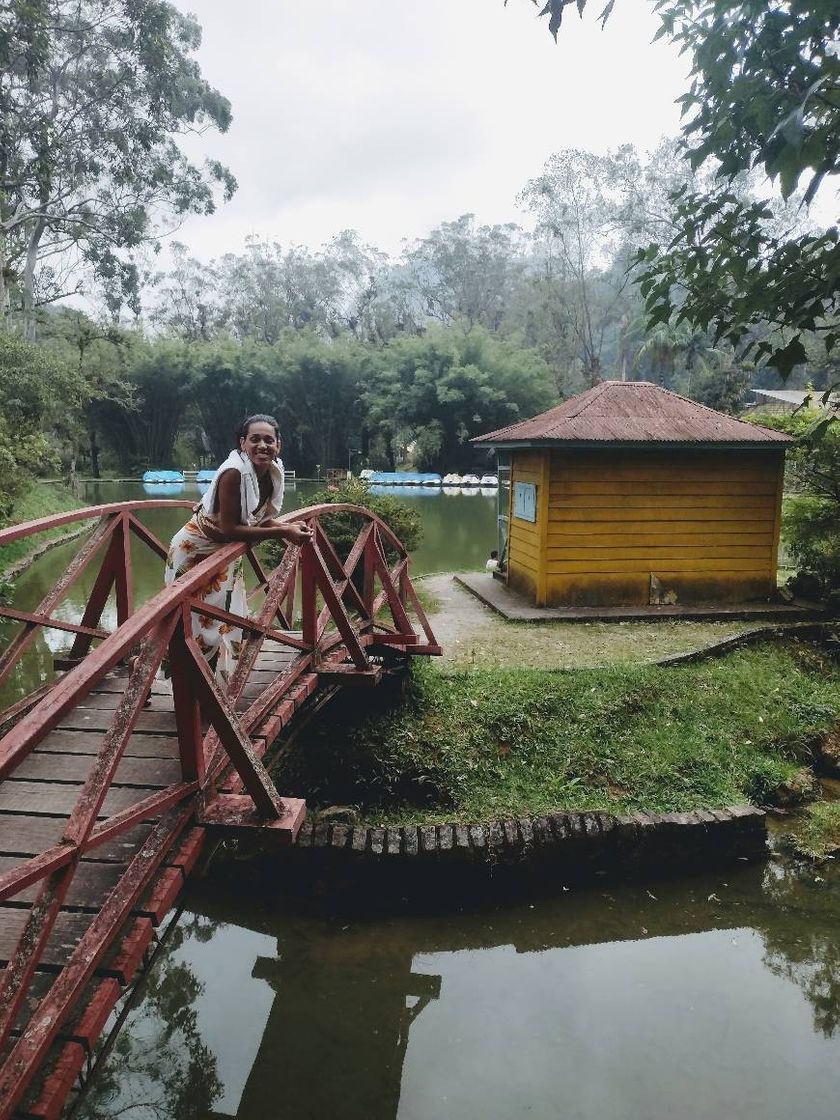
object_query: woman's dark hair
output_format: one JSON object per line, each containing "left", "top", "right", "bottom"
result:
{"left": 237, "top": 414, "right": 280, "bottom": 443}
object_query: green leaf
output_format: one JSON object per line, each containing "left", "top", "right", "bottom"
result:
{"left": 768, "top": 336, "right": 808, "bottom": 380}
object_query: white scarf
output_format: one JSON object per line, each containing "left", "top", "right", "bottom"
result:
{"left": 200, "top": 450, "right": 285, "bottom": 525}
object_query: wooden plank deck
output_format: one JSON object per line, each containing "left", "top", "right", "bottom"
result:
{"left": 1, "top": 648, "right": 297, "bottom": 1119}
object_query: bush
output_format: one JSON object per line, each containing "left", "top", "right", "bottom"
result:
{"left": 785, "top": 495, "right": 840, "bottom": 592}
{"left": 0, "top": 332, "right": 86, "bottom": 523}
{"left": 750, "top": 409, "right": 840, "bottom": 596}
{"left": 264, "top": 476, "right": 422, "bottom": 568}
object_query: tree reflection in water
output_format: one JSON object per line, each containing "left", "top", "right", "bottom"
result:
{"left": 759, "top": 859, "right": 840, "bottom": 1039}
{"left": 80, "top": 914, "right": 222, "bottom": 1120}
{"left": 75, "top": 856, "right": 840, "bottom": 1120}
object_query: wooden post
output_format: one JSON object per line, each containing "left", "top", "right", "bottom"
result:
{"left": 169, "top": 606, "right": 205, "bottom": 785}
{"left": 301, "top": 537, "right": 317, "bottom": 650}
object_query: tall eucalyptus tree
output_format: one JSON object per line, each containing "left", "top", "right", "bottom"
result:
{"left": 0, "top": 0, "right": 236, "bottom": 337}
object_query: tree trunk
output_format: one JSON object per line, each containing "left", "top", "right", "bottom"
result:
{"left": 22, "top": 219, "right": 46, "bottom": 340}
{"left": 89, "top": 428, "right": 100, "bottom": 479}
{"left": 586, "top": 353, "right": 602, "bottom": 388}
{"left": 0, "top": 226, "right": 7, "bottom": 323}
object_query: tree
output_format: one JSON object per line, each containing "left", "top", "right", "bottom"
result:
{"left": 42, "top": 307, "right": 134, "bottom": 476}
{"left": 80, "top": 914, "right": 223, "bottom": 1119}
{"left": 366, "top": 326, "right": 555, "bottom": 472}
{"left": 0, "top": 0, "right": 236, "bottom": 336}
{"left": 188, "top": 339, "right": 279, "bottom": 461}
{"left": 216, "top": 239, "right": 350, "bottom": 342}
{"left": 0, "top": 331, "right": 87, "bottom": 517}
{"left": 404, "top": 214, "right": 526, "bottom": 333}
{"left": 519, "top": 144, "right": 695, "bottom": 386}
{"left": 150, "top": 243, "right": 223, "bottom": 342}
{"left": 753, "top": 407, "right": 840, "bottom": 595}
{"left": 89, "top": 339, "right": 197, "bottom": 471}
{"left": 272, "top": 333, "right": 366, "bottom": 474}
{"left": 518, "top": 0, "right": 840, "bottom": 376}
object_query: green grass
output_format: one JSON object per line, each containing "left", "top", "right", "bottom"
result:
{"left": 788, "top": 801, "right": 840, "bottom": 859}
{"left": 277, "top": 639, "right": 840, "bottom": 825}
{"left": 0, "top": 481, "right": 86, "bottom": 575}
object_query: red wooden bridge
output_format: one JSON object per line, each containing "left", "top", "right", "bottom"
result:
{"left": 0, "top": 499, "right": 439, "bottom": 1118}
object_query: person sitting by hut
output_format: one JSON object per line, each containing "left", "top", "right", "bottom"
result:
{"left": 485, "top": 550, "right": 500, "bottom": 573}
{"left": 164, "top": 414, "right": 312, "bottom": 679}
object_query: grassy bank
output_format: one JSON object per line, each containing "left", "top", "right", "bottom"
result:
{"left": 0, "top": 481, "right": 85, "bottom": 576}
{"left": 279, "top": 639, "right": 840, "bottom": 825}
{"left": 788, "top": 802, "right": 840, "bottom": 859}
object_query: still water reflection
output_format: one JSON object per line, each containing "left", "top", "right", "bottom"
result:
{"left": 77, "top": 857, "right": 840, "bottom": 1120}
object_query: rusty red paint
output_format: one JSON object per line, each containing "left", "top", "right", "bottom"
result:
{"left": 185, "top": 597, "right": 307, "bottom": 651}
{"left": 165, "top": 828, "right": 206, "bottom": 881}
{"left": 199, "top": 793, "right": 306, "bottom": 840}
{"left": 300, "top": 541, "right": 318, "bottom": 649}
{"left": 0, "top": 844, "right": 75, "bottom": 904}
{"left": 25, "top": 1039, "right": 84, "bottom": 1120}
{"left": 0, "top": 516, "right": 115, "bottom": 691}
{"left": 308, "top": 545, "right": 369, "bottom": 671}
{"left": 114, "top": 512, "right": 134, "bottom": 624}
{"left": 106, "top": 916, "right": 155, "bottom": 984}
{"left": 126, "top": 510, "right": 169, "bottom": 559}
{"left": 473, "top": 380, "right": 795, "bottom": 446}
{"left": 0, "top": 499, "right": 194, "bottom": 548}
{"left": 0, "top": 807, "right": 192, "bottom": 1115}
{"left": 63, "top": 977, "right": 121, "bottom": 1050}
{"left": 88, "top": 782, "right": 200, "bottom": 847}
{"left": 183, "top": 636, "right": 283, "bottom": 818}
{"left": 169, "top": 610, "right": 205, "bottom": 785}
{"left": 0, "top": 607, "right": 108, "bottom": 641}
{"left": 137, "top": 866, "right": 183, "bottom": 924}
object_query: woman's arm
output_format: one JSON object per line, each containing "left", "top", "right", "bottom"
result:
{"left": 206, "top": 470, "right": 313, "bottom": 545}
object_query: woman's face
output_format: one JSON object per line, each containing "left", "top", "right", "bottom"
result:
{"left": 240, "top": 421, "right": 279, "bottom": 470}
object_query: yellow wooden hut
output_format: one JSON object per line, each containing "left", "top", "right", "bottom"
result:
{"left": 473, "top": 381, "right": 793, "bottom": 608}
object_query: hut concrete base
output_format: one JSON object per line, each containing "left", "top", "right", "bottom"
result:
{"left": 455, "top": 572, "right": 824, "bottom": 624}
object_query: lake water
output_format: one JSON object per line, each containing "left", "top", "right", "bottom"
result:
{"left": 75, "top": 853, "right": 840, "bottom": 1120}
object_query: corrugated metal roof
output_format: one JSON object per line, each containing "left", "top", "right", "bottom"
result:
{"left": 752, "top": 388, "right": 839, "bottom": 406}
{"left": 474, "top": 381, "right": 793, "bottom": 446}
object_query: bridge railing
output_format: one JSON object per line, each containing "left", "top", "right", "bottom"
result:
{"left": 0, "top": 500, "right": 438, "bottom": 1110}
{"left": 0, "top": 500, "right": 438, "bottom": 823}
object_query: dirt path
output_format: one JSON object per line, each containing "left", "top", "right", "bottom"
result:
{"left": 420, "top": 573, "right": 758, "bottom": 670}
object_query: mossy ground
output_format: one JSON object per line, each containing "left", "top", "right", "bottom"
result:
{"left": 277, "top": 638, "right": 840, "bottom": 826}
{"left": 0, "top": 481, "right": 84, "bottom": 576}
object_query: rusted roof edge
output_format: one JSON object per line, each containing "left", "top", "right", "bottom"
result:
{"left": 472, "top": 438, "right": 793, "bottom": 449}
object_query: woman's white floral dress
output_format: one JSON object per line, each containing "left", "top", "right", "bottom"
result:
{"left": 164, "top": 450, "right": 285, "bottom": 681}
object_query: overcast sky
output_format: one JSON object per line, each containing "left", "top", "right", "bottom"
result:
{"left": 173, "top": 0, "right": 691, "bottom": 261}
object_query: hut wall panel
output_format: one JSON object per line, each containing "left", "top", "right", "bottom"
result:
{"left": 549, "top": 495, "right": 777, "bottom": 512}
{"left": 508, "top": 452, "right": 545, "bottom": 601}
{"left": 542, "top": 448, "right": 784, "bottom": 606}
{"left": 545, "top": 530, "right": 773, "bottom": 547}
{"left": 546, "top": 572, "right": 774, "bottom": 606}
{"left": 549, "top": 480, "right": 777, "bottom": 497}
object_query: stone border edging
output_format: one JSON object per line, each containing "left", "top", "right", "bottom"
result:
{"left": 291, "top": 804, "right": 766, "bottom": 865}
{"left": 654, "top": 621, "right": 838, "bottom": 667}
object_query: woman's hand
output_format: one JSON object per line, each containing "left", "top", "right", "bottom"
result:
{"left": 276, "top": 522, "right": 314, "bottom": 546}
